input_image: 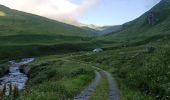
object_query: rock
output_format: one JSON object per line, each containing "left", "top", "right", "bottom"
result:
{"left": 147, "top": 12, "right": 154, "bottom": 25}
{"left": 144, "top": 44, "right": 155, "bottom": 53}
{"left": 147, "top": 12, "right": 157, "bottom": 25}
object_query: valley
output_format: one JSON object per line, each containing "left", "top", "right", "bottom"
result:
{"left": 0, "top": 0, "right": 170, "bottom": 100}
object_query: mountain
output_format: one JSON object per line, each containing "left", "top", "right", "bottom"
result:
{"left": 0, "top": 1, "right": 170, "bottom": 100}
{"left": 0, "top": 5, "right": 96, "bottom": 37}
{"left": 101, "top": 0, "right": 170, "bottom": 45}
{"left": 51, "top": 19, "right": 122, "bottom": 36}
{"left": 0, "top": 5, "right": 97, "bottom": 59}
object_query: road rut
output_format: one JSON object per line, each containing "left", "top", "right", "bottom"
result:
{"left": 104, "top": 71, "right": 120, "bottom": 100}
{"left": 74, "top": 71, "right": 101, "bottom": 100}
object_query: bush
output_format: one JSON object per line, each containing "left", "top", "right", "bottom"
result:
{"left": 69, "top": 67, "right": 88, "bottom": 77}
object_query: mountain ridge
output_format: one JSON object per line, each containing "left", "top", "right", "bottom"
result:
{"left": 101, "top": 0, "right": 170, "bottom": 43}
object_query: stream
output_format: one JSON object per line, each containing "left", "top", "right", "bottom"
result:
{"left": 0, "top": 58, "right": 34, "bottom": 95}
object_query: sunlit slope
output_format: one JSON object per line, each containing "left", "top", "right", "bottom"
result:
{"left": 0, "top": 5, "right": 97, "bottom": 59}
{"left": 0, "top": 5, "right": 96, "bottom": 44}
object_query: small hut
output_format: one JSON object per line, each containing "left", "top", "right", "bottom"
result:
{"left": 93, "top": 48, "right": 103, "bottom": 53}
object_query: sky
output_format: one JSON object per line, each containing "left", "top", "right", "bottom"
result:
{"left": 0, "top": 0, "right": 161, "bottom": 26}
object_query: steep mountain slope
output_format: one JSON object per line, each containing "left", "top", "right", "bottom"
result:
{"left": 101, "top": 0, "right": 170, "bottom": 45}
{"left": 0, "top": 5, "right": 97, "bottom": 59}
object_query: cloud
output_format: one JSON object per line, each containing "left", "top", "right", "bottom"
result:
{"left": 65, "top": 0, "right": 98, "bottom": 20}
{"left": 0, "top": 0, "right": 99, "bottom": 21}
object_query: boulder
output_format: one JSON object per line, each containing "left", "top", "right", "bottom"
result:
{"left": 144, "top": 44, "right": 155, "bottom": 53}
{"left": 147, "top": 12, "right": 157, "bottom": 25}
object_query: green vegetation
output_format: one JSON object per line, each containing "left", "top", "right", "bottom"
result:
{"left": 0, "top": 5, "right": 97, "bottom": 60}
{"left": 97, "top": 0, "right": 170, "bottom": 49}
{"left": 19, "top": 55, "right": 94, "bottom": 100}
{"left": 118, "top": 80, "right": 153, "bottom": 100}
{"left": 73, "top": 39, "right": 170, "bottom": 99}
{"left": 0, "top": 0, "right": 170, "bottom": 100}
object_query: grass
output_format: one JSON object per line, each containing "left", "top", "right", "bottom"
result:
{"left": 72, "top": 38, "right": 170, "bottom": 100}
{"left": 16, "top": 55, "right": 95, "bottom": 100}
{"left": 89, "top": 71, "right": 109, "bottom": 100}
{"left": 0, "top": 5, "right": 97, "bottom": 60}
{"left": 118, "top": 78, "right": 154, "bottom": 100}
{"left": 75, "top": 3, "right": 170, "bottom": 99}
{"left": 20, "top": 75, "right": 92, "bottom": 100}
{"left": 0, "top": 1, "right": 170, "bottom": 100}
{"left": 0, "top": 41, "right": 99, "bottom": 60}
{"left": 96, "top": 0, "right": 170, "bottom": 50}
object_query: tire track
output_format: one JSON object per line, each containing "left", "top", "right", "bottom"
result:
{"left": 74, "top": 71, "right": 101, "bottom": 100}
{"left": 104, "top": 71, "right": 120, "bottom": 100}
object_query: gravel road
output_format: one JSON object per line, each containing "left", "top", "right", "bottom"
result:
{"left": 104, "top": 71, "right": 120, "bottom": 100}
{"left": 74, "top": 71, "right": 101, "bottom": 100}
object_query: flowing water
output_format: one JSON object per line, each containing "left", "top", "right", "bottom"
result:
{"left": 0, "top": 58, "right": 34, "bottom": 95}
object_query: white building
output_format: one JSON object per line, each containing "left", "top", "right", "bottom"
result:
{"left": 93, "top": 48, "right": 103, "bottom": 53}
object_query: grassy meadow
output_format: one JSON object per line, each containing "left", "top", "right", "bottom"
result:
{"left": 72, "top": 38, "right": 170, "bottom": 100}
{"left": 17, "top": 55, "right": 95, "bottom": 100}
{"left": 0, "top": 0, "right": 170, "bottom": 100}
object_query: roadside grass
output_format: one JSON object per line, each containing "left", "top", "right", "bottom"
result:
{"left": 117, "top": 78, "right": 154, "bottom": 100}
{"left": 72, "top": 40, "right": 170, "bottom": 100}
{"left": 20, "top": 75, "right": 92, "bottom": 100}
{"left": 18, "top": 55, "right": 95, "bottom": 99}
{"left": 0, "top": 1, "right": 170, "bottom": 100}
{"left": 17, "top": 38, "right": 170, "bottom": 100}
{"left": 89, "top": 71, "right": 109, "bottom": 100}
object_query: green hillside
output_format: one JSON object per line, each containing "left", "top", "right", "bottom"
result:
{"left": 0, "top": 5, "right": 95, "bottom": 37}
{"left": 99, "top": 0, "right": 170, "bottom": 47}
{"left": 0, "top": 0, "right": 170, "bottom": 100}
{"left": 0, "top": 5, "right": 97, "bottom": 59}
